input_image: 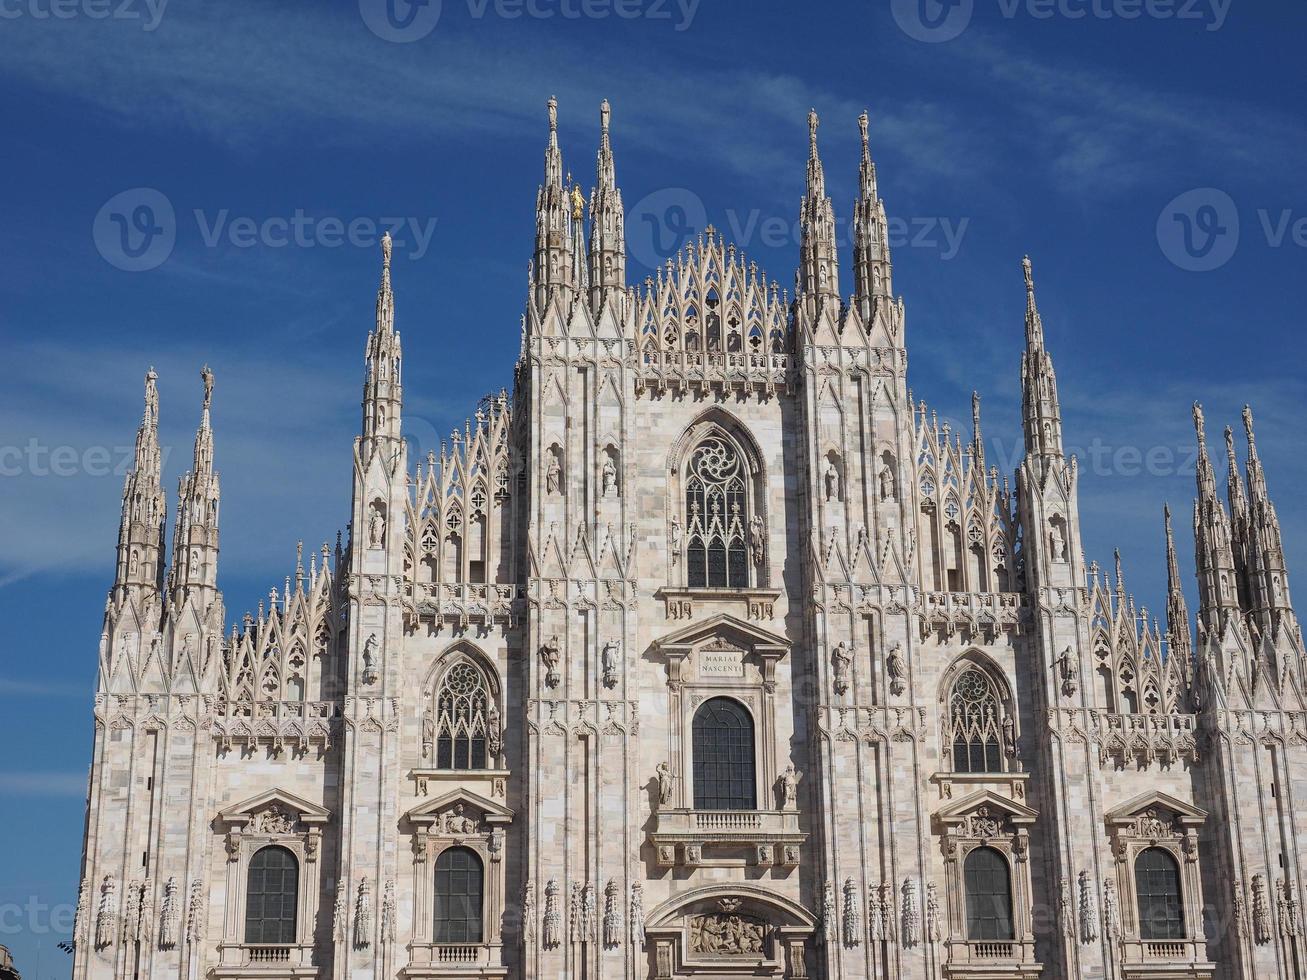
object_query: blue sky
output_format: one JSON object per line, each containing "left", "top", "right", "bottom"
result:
{"left": 1, "top": 0, "right": 1305, "bottom": 972}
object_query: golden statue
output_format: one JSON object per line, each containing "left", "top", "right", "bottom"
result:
{"left": 571, "top": 184, "right": 585, "bottom": 221}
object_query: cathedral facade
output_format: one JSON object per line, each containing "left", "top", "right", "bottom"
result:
{"left": 72, "top": 100, "right": 1305, "bottom": 980}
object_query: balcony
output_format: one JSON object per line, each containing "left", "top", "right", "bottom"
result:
{"left": 943, "top": 937, "right": 1041, "bottom": 980}
{"left": 649, "top": 808, "right": 806, "bottom": 868}
{"left": 212, "top": 943, "right": 317, "bottom": 978}
{"left": 402, "top": 941, "right": 508, "bottom": 978}
{"left": 1118, "top": 937, "right": 1214, "bottom": 979}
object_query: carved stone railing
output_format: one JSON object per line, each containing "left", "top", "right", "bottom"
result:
{"left": 634, "top": 350, "right": 791, "bottom": 396}
{"left": 247, "top": 946, "right": 292, "bottom": 964}
{"left": 944, "top": 936, "right": 1040, "bottom": 977}
{"left": 649, "top": 808, "right": 805, "bottom": 869}
{"left": 918, "top": 591, "right": 1024, "bottom": 641}
{"left": 211, "top": 700, "right": 342, "bottom": 751}
{"left": 402, "top": 582, "right": 525, "bottom": 629}
{"left": 1118, "top": 936, "right": 1213, "bottom": 977}
{"left": 405, "top": 941, "right": 502, "bottom": 975}
{"left": 1047, "top": 708, "right": 1200, "bottom": 767}
{"left": 213, "top": 942, "right": 314, "bottom": 976}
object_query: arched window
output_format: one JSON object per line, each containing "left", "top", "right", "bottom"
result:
{"left": 436, "top": 663, "right": 490, "bottom": 770}
{"left": 1135, "top": 848, "right": 1184, "bottom": 940}
{"left": 685, "top": 437, "right": 749, "bottom": 588}
{"left": 244, "top": 846, "right": 298, "bottom": 945}
{"left": 964, "top": 847, "right": 1014, "bottom": 940}
{"left": 434, "top": 847, "right": 484, "bottom": 943}
{"left": 692, "top": 697, "right": 756, "bottom": 810}
{"left": 946, "top": 666, "right": 1004, "bottom": 773}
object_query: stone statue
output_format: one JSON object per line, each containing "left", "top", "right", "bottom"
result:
{"left": 602, "top": 456, "right": 618, "bottom": 497}
{"left": 749, "top": 515, "right": 765, "bottom": 566}
{"left": 1057, "top": 646, "right": 1077, "bottom": 697}
{"left": 362, "top": 634, "right": 379, "bottom": 686}
{"left": 421, "top": 708, "right": 435, "bottom": 759}
{"left": 546, "top": 451, "right": 562, "bottom": 495}
{"left": 831, "top": 641, "right": 852, "bottom": 694}
{"left": 656, "top": 762, "right": 675, "bottom": 808}
{"left": 887, "top": 643, "right": 907, "bottom": 696}
{"left": 1003, "top": 715, "right": 1017, "bottom": 757}
{"left": 539, "top": 636, "right": 561, "bottom": 688}
{"left": 669, "top": 516, "right": 682, "bottom": 563}
{"left": 368, "top": 505, "right": 385, "bottom": 548}
{"left": 1049, "top": 521, "right": 1066, "bottom": 561}
{"left": 879, "top": 464, "right": 896, "bottom": 501}
{"left": 601, "top": 640, "right": 619, "bottom": 688}
{"left": 779, "top": 765, "right": 801, "bottom": 810}
{"left": 824, "top": 460, "right": 840, "bottom": 501}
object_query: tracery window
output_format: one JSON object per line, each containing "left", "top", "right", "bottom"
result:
{"left": 685, "top": 437, "right": 748, "bottom": 589}
{"left": 946, "top": 667, "right": 1004, "bottom": 773}
{"left": 436, "top": 663, "right": 490, "bottom": 770}
{"left": 434, "top": 847, "right": 484, "bottom": 943}
{"left": 1135, "top": 848, "right": 1184, "bottom": 940}
{"left": 692, "top": 697, "right": 756, "bottom": 810}
{"left": 964, "top": 847, "right": 1014, "bottom": 941}
{"left": 244, "top": 846, "right": 298, "bottom": 945}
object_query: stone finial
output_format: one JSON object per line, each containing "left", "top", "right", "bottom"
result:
{"left": 858, "top": 108, "right": 869, "bottom": 148}
{"left": 381, "top": 229, "right": 393, "bottom": 270}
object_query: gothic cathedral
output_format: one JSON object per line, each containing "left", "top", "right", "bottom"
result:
{"left": 72, "top": 100, "right": 1305, "bottom": 980}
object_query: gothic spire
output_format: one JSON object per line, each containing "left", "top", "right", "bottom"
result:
{"left": 588, "top": 98, "right": 626, "bottom": 315}
{"left": 1240, "top": 405, "right": 1295, "bottom": 631}
{"left": 971, "top": 391, "right": 985, "bottom": 470}
{"left": 112, "top": 368, "right": 167, "bottom": 602}
{"left": 1191, "top": 402, "right": 1239, "bottom": 631}
{"left": 1164, "top": 503, "right": 1194, "bottom": 689}
{"left": 1019, "top": 256, "right": 1064, "bottom": 473}
{"left": 799, "top": 108, "right": 839, "bottom": 311}
{"left": 362, "top": 233, "right": 403, "bottom": 450}
{"left": 170, "top": 366, "right": 221, "bottom": 604}
{"left": 853, "top": 109, "right": 893, "bottom": 318}
{"left": 532, "top": 95, "right": 574, "bottom": 314}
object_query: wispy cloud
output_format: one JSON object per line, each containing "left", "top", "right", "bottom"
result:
{"left": 0, "top": 676, "right": 88, "bottom": 698}
{"left": 0, "top": 771, "right": 88, "bottom": 797}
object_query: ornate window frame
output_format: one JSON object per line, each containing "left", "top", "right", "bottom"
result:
{"left": 938, "top": 653, "right": 1019, "bottom": 778}
{"left": 649, "top": 614, "right": 803, "bottom": 869}
{"left": 419, "top": 644, "right": 505, "bottom": 775}
{"left": 404, "top": 788, "right": 513, "bottom": 978}
{"left": 1104, "top": 791, "right": 1213, "bottom": 974}
{"left": 213, "top": 789, "right": 329, "bottom": 977}
{"left": 935, "top": 790, "right": 1042, "bottom": 979}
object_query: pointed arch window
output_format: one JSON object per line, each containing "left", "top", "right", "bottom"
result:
{"left": 964, "top": 847, "right": 1014, "bottom": 940}
{"left": 946, "top": 667, "right": 1004, "bottom": 773}
{"left": 434, "top": 847, "right": 484, "bottom": 943}
{"left": 244, "top": 846, "right": 298, "bottom": 945}
{"left": 685, "top": 437, "right": 749, "bottom": 589}
{"left": 436, "top": 663, "right": 490, "bottom": 770}
{"left": 1135, "top": 848, "right": 1185, "bottom": 940}
{"left": 692, "top": 697, "right": 756, "bottom": 810}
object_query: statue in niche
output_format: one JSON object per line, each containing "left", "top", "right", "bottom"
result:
{"left": 421, "top": 708, "right": 434, "bottom": 759}
{"left": 601, "top": 640, "right": 619, "bottom": 688}
{"left": 546, "top": 451, "right": 562, "bottom": 496}
{"left": 1003, "top": 715, "right": 1017, "bottom": 757}
{"left": 879, "top": 464, "right": 896, "bottom": 502}
{"left": 601, "top": 456, "right": 618, "bottom": 497}
{"left": 487, "top": 701, "right": 502, "bottom": 758}
{"left": 368, "top": 504, "right": 386, "bottom": 548}
{"left": 362, "top": 634, "right": 379, "bottom": 686}
{"left": 749, "top": 515, "right": 765, "bottom": 566}
{"left": 669, "top": 517, "right": 682, "bottom": 564}
{"left": 831, "top": 642, "right": 852, "bottom": 694}
{"left": 656, "top": 762, "right": 675, "bottom": 808}
{"left": 1049, "top": 521, "right": 1067, "bottom": 562}
{"left": 779, "top": 765, "right": 802, "bottom": 810}
{"left": 539, "top": 636, "right": 561, "bottom": 687}
{"left": 1056, "top": 646, "right": 1077, "bottom": 697}
{"left": 887, "top": 643, "right": 907, "bottom": 696}
{"left": 823, "top": 459, "right": 840, "bottom": 501}
{"left": 129, "top": 551, "right": 139, "bottom": 575}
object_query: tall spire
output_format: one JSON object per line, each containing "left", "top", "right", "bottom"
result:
{"left": 170, "top": 366, "right": 221, "bottom": 604}
{"left": 588, "top": 98, "right": 625, "bottom": 315}
{"left": 1191, "top": 402, "right": 1239, "bottom": 631}
{"left": 1164, "top": 503, "right": 1194, "bottom": 691}
{"left": 532, "top": 95, "right": 574, "bottom": 315}
{"left": 852, "top": 109, "right": 894, "bottom": 319}
{"left": 971, "top": 391, "right": 985, "bottom": 469}
{"left": 1019, "top": 256, "right": 1064, "bottom": 473}
{"left": 798, "top": 108, "right": 839, "bottom": 311}
{"left": 362, "top": 233, "right": 404, "bottom": 451}
{"left": 1240, "top": 405, "right": 1295, "bottom": 631}
{"left": 112, "top": 369, "right": 167, "bottom": 603}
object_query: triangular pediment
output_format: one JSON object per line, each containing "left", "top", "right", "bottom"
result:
{"left": 218, "top": 787, "right": 330, "bottom": 825}
{"left": 654, "top": 613, "right": 789, "bottom": 656}
{"left": 407, "top": 787, "right": 514, "bottom": 825}
{"left": 936, "top": 789, "right": 1038, "bottom": 826}
{"left": 1105, "top": 790, "right": 1206, "bottom": 825}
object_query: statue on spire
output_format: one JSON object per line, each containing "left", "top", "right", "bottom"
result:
{"left": 201, "top": 364, "right": 214, "bottom": 411}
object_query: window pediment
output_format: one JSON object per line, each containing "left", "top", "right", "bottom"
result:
{"left": 217, "top": 788, "right": 329, "bottom": 828}
{"left": 655, "top": 614, "right": 789, "bottom": 659}
{"left": 1104, "top": 791, "right": 1206, "bottom": 829}
{"left": 406, "top": 787, "right": 514, "bottom": 827}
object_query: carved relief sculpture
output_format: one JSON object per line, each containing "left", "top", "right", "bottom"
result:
{"left": 543, "top": 880, "right": 561, "bottom": 948}
{"left": 1254, "top": 873, "right": 1272, "bottom": 944}
{"left": 603, "top": 879, "right": 621, "bottom": 948}
{"left": 925, "top": 882, "right": 942, "bottom": 943}
{"left": 540, "top": 636, "right": 561, "bottom": 688}
{"left": 887, "top": 643, "right": 907, "bottom": 696}
{"left": 1078, "top": 870, "right": 1098, "bottom": 943}
{"left": 831, "top": 641, "right": 852, "bottom": 694}
{"left": 843, "top": 878, "right": 861, "bottom": 947}
{"left": 901, "top": 878, "right": 919, "bottom": 947}
{"left": 354, "top": 877, "right": 372, "bottom": 949}
{"left": 822, "top": 880, "right": 838, "bottom": 942}
{"left": 630, "top": 881, "right": 644, "bottom": 949}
